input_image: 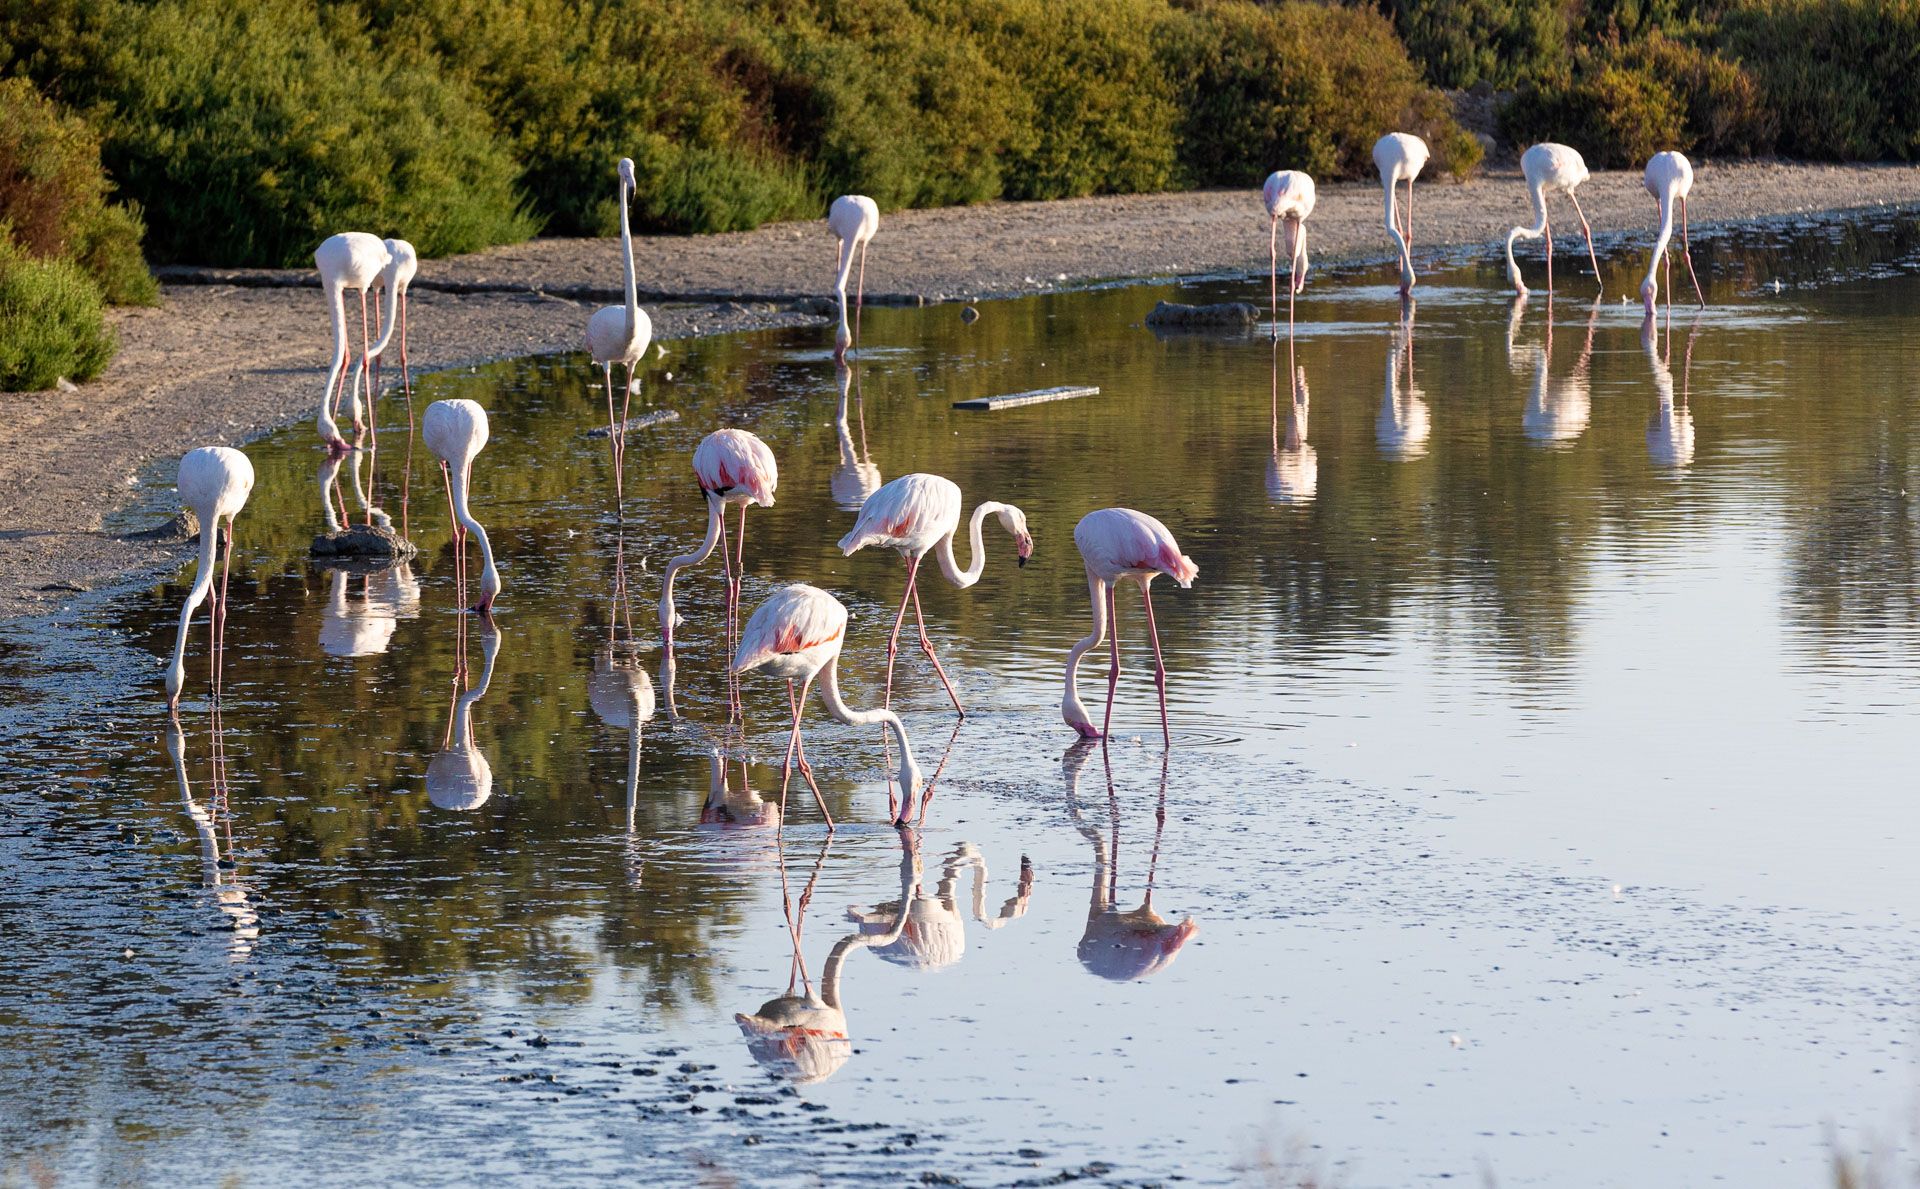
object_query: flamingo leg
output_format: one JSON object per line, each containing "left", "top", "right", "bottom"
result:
{"left": 790, "top": 704, "right": 832, "bottom": 831}
{"left": 1101, "top": 582, "right": 1121, "bottom": 739}
{"left": 854, "top": 241, "right": 868, "bottom": 356}
{"left": 718, "top": 508, "right": 737, "bottom": 717}
{"left": 1544, "top": 218, "right": 1554, "bottom": 297}
{"left": 603, "top": 363, "right": 622, "bottom": 505}
{"left": 1142, "top": 581, "right": 1170, "bottom": 747}
{"left": 1404, "top": 177, "right": 1414, "bottom": 258}
{"left": 399, "top": 291, "right": 411, "bottom": 401}
{"left": 1568, "top": 189, "right": 1601, "bottom": 291}
{"left": 440, "top": 460, "right": 464, "bottom": 603}
{"left": 1285, "top": 219, "right": 1298, "bottom": 335}
{"left": 1680, "top": 197, "right": 1705, "bottom": 309}
{"left": 909, "top": 577, "right": 965, "bottom": 716}
{"left": 618, "top": 363, "right": 636, "bottom": 490}
{"left": 733, "top": 503, "right": 749, "bottom": 720}
{"left": 883, "top": 556, "right": 917, "bottom": 708}
{"left": 1268, "top": 215, "right": 1280, "bottom": 337}
{"left": 355, "top": 288, "right": 371, "bottom": 439}
{"left": 215, "top": 517, "right": 234, "bottom": 701}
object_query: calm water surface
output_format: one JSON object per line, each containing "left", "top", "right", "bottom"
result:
{"left": 6, "top": 216, "right": 1920, "bottom": 1186}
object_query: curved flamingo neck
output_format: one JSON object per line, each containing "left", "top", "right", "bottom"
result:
{"left": 166, "top": 521, "right": 221, "bottom": 700}
{"left": 1642, "top": 188, "right": 1677, "bottom": 307}
{"left": 931, "top": 502, "right": 998, "bottom": 588}
{"left": 659, "top": 495, "right": 724, "bottom": 642}
{"left": 320, "top": 279, "right": 349, "bottom": 439}
{"left": 1506, "top": 179, "right": 1550, "bottom": 292}
{"left": 817, "top": 655, "right": 920, "bottom": 810}
{"left": 1382, "top": 177, "right": 1411, "bottom": 281}
{"left": 367, "top": 267, "right": 404, "bottom": 360}
{"left": 1061, "top": 571, "right": 1108, "bottom": 735}
{"left": 834, "top": 236, "right": 857, "bottom": 346}
{"left": 448, "top": 461, "right": 500, "bottom": 602}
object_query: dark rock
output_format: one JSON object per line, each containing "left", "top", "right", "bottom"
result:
{"left": 125, "top": 509, "right": 200, "bottom": 544}
{"left": 1144, "top": 300, "right": 1259, "bottom": 327}
{"left": 961, "top": 305, "right": 981, "bottom": 324}
{"left": 310, "top": 524, "right": 417, "bottom": 562}
{"left": 788, "top": 296, "right": 836, "bottom": 317}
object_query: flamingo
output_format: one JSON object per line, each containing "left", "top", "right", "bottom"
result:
{"left": 314, "top": 232, "right": 396, "bottom": 454}
{"left": 1373, "top": 133, "right": 1430, "bottom": 296}
{"left": 1505, "top": 143, "right": 1602, "bottom": 298}
{"left": 836, "top": 472, "right": 1032, "bottom": 715}
{"left": 347, "top": 237, "right": 418, "bottom": 437}
{"left": 828, "top": 195, "right": 879, "bottom": 360}
{"left": 1062, "top": 743, "right": 1198, "bottom": 981}
{"left": 164, "top": 446, "right": 255, "bottom": 709}
{"left": 1261, "top": 170, "right": 1315, "bottom": 335}
{"left": 586, "top": 158, "right": 654, "bottom": 502}
{"left": 732, "top": 584, "right": 923, "bottom": 830}
{"left": 422, "top": 399, "right": 502, "bottom": 618}
{"left": 659, "top": 428, "right": 778, "bottom": 654}
{"left": 1642, "top": 151, "right": 1706, "bottom": 314}
{"left": 427, "top": 616, "right": 501, "bottom": 811}
{"left": 1061, "top": 508, "right": 1198, "bottom": 744}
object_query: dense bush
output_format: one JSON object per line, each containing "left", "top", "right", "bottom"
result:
{"left": 1719, "top": 0, "right": 1920, "bottom": 160}
{"left": 0, "top": 239, "right": 115, "bottom": 391}
{"left": 0, "top": 77, "right": 154, "bottom": 304}
{"left": 1380, "top": 0, "right": 1568, "bottom": 88}
{"left": 2, "top": 0, "right": 538, "bottom": 266}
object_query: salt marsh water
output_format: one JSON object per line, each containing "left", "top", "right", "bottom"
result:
{"left": 5, "top": 215, "right": 1920, "bottom": 1186}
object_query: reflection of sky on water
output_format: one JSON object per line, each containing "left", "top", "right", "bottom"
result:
{"left": 6, "top": 216, "right": 1920, "bottom": 1184}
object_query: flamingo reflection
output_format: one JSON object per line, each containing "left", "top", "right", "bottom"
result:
{"left": 1644, "top": 312, "right": 1700, "bottom": 470}
{"left": 588, "top": 529, "right": 655, "bottom": 828}
{"left": 1266, "top": 342, "right": 1316, "bottom": 505}
{"left": 319, "top": 562, "right": 420, "bottom": 658}
{"left": 831, "top": 359, "right": 882, "bottom": 512}
{"left": 318, "top": 439, "right": 392, "bottom": 535}
{"left": 426, "top": 616, "right": 502, "bottom": 810}
{"left": 847, "top": 833, "right": 1033, "bottom": 972}
{"left": 1510, "top": 295, "right": 1598, "bottom": 447}
{"left": 164, "top": 712, "right": 259, "bottom": 960}
{"left": 1377, "top": 298, "right": 1430, "bottom": 460}
{"left": 736, "top": 830, "right": 916, "bottom": 1084}
{"left": 1061, "top": 743, "right": 1198, "bottom": 980}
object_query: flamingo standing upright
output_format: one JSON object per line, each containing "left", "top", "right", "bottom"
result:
{"left": 1061, "top": 508, "right": 1199, "bottom": 744}
{"left": 732, "top": 584, "right": 924, "bottom": 830}
{"left": 836, "top": 472, "right": 1032, "bottom": 715}
{"left": 1505, "top": 143, "right": 1602, "bottom": 298}
{"left": 164, "top": 446, "right": 255, "bottom": 709}
{"left": 1642, "top": 150, "right": 1706, "bottom": 314}
{"left": 829, "top": 195, "right": 879, "bottom": 360}
{"left": 314, "top": 232, "right": 396, "bottom": 455}
{"left": 586, "top": 158, "right": 654, "bottom": 502}
{"left": 422, "top": 399, "right": 502, "bottom": 618}
{"left": 1261, "top": 170, "right": 1316, "bottom": 335}
{"left": 659, "top": 428, "right": 778, "bottom": 654}
{"left": 1373, "top": 133, "right": 1430, "bottom": 296}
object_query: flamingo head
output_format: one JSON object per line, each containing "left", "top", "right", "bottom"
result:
{"left": 995, "top": 504, "right": 1034, "bottom": 566}
{"left": 1640, "top": 277, "right": 1658, "bottom": 315}
{"left": 617, "top": 157, "right": 636, "bottom": 188}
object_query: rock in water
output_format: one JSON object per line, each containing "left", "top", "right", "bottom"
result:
{"left": 124, "top": 509, "right": 200, "bottom": 544}
{"left": 961, "top": 305, "right": 981, "bottom": 324}
{"left": 1144, "top": 300, "right": 1260, "bottom": 327}
{"left": 311, "top": 524, "right": 418, "bottom": 562}
{"left": 587, "top": 408, "right": 681, "bottom": 439}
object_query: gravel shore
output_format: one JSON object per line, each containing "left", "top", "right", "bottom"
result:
{"left": 4, "top": 159, "right": 1918, "bottom": 621}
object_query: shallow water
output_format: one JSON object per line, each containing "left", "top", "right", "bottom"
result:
{"left": 7, "top": 215, "right": 1920, "bottom": 1186}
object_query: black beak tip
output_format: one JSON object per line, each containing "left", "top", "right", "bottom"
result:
{"left": 1017, "top": 555, "right": 1028, "bottom": 568}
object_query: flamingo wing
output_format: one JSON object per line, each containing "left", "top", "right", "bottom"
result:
{"left": 734, "top": 585, "right": 848, "bottom": 673}
{"left": 694, "top": 429, "right": 778, "bottom": 505}
{"left": 1074, "top": 508, "right": 1199, "bottom": 587}
{"left": 837, "top": 473, "right": 960, "bottom": 555}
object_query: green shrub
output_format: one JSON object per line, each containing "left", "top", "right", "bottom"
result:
{"left": 0, "top": 238, "right": 115, "bottom": 392}
{"left": 3, "top": 0, "right": 538, "bottom": 266}
{"left": 0, "top": 77, "right": 155, "bottom": 305}
{"left": 1382, "top": 0, "right": 1569, "bottom": 88}
{"left": 1719, "top": 0, "right": 1920, "bottom": 160}
{"left": 1618, "top": 31, "right": 1773, "bottom": 154}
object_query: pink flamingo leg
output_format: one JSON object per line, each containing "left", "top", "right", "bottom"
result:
{"left": 1544, "top": 218, "right": 1554, "bottom": 297}
{"left": 440, "top": 460, "right": 465, "bottom": 605}
{"left": 882, "top": 556, "right": 918, "bottom": 708}
{"left": 1404, "top": 177, "right": 1414, "bottom": 258}
{"left": 1569, "top": 189, "right": 1601, "bottom": 291}
{"left": 1141, "top": 581, "right": 1170, "bottom": 747}
{"left": 355, "top": 288, "right": 372, "bottom": 439}
{"left": 1286, "top": 219, "right": 1298, "bottom": 333}
{"left": 854, "top": 241, "right": 868, "bottom": 356}
{"left": 1101, "top": 582, "right": 1122, "bottom": 739}
{"left": 909, "top": 579, "right": 965, "bottom": 716}
{"left": 778, "top": 676, "right": 834, "bottom": 829}
{"left": 1680, "top": 197, "right": 1705, "bottom": 308}
{"left": 214, "top": 518, "right": 234, "bottom": 701}
{"left": 1268, "top": 216, "right": 1280, "bottom": 336}
{"left": 603, "top": 363, "right": 622, "bottom": 505}
{"left": 733, "top": 503, "right": 749, "bottom": 720}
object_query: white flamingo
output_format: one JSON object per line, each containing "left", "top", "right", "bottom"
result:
{"left": 828, "top": 195, "right": 879, "bottom": 360}
{"left": 585, "top": 158, "right": 654, "bottom": 501}
{"left": 1261, "top": 170, "right": 1316, "bottom": 334}
{"left": 1505, "top": 143, "right": 1602, "bottom": 298}
{"left": 314, "top": 232, "right": 396, "bottom": 454}
{"left": 422, "top": 399, "right": 502, "bottom": 618}
{"left": 1373, "top": 133, "right": 1430, "bottom": 295}
{"left": 347, "top": 238, "right": 418, "bottom": 433}
{"left": 1642, "top": 150, "right": 1706, "bottom": 314}
{"left": 1062, "top": 509, "right": 1199, "bottom": 743}
{"left": 164, "top": 446, "right": 254, "bottom": 709}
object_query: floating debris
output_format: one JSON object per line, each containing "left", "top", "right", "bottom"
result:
{"left": 1144, "top": 300, "right": 1259, "bottom": 327}
{"left": 952, "top": 385, "right": 1098, "bottom": 412}
{"left": 587, "top": 408, "right": 681, "bottom": 438}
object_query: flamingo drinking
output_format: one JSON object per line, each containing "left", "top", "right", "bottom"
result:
{"left": 348, "top": 237, "right": 418, "bottom": 438}
{"left": 1505, "top": 143, "right": 1602, "bottom": 298}
{"left": 314, "top": 232, "right": 396, "bottom": 454}
{"left": 1642, "top": 150, "right": 1706, "bottom": 314}
{"left": 829, "top": 195, "right": 879, "bottom": 360}
{"left": 1261, "top": 171, "right": 1315, "bottom": 335}
{"left": 422, "top": 399, "right": 502, "bottom": 618}
{"left": 659, "top": 428, "right": 778, "bottom": 653}
{"left": 1374, "top": 133, "right": 1430, "bottom": 296}
{"left": 836, "top": 472, "right": 1032, "bottom": 715}
{"left": 586, "top": 158, "right": 654, "bottom": 502}
{"left": 1062, "top": 509, "right": 1198, "bottom": 744}
{"left": 732, "top": 584, "right": 923, "bottom": 830}
{"left": 163, "top": 446, "right": 255, "bottom": 709}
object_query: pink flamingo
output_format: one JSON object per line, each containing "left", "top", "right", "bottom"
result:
{"left": 1373, "top": 133, "right": 1429, "bottom": 296}
{"left": 422, "top": 399, "right": 502, "bottom": 619}
{"left": 1506, "top": 143, "right": 1602, "bottom": 298}
{"left": 586, "top": 158, "right": 654, "bottom": 501}
{"left": 829, "top": 195, "right": 879, "bottom": 360}
{"left": 1261, "top": 170, "right": 1316, "bottom": 334}
{"left": 164, "top": 446, "right": 254, "bottom": 709}
{"left": 1642, "top": 150, "right": 1706, "bottom": 314}
{"left": 347, "top": 238, "right": 418, "bottom": 438}
{"left": 314, "top": 232, "right": 397, "bottom": 455}
{"left": 659, "top": 428, "right": 778, "bottom": 652}
{"left": 732, "top": 584, "right": 923, "bottom": 830}
{"left": 1062, "top": 509, "right": 1199, "bottom": 744}
{"left": 836, "top": 472, "right": 1032, "bottom": 715}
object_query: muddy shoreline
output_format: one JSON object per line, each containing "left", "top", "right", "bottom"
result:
{"left": 4, "top": 158, "right": 1918, "bottom": 622}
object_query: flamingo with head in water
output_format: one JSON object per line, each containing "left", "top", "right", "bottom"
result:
{"left": 1641, "top": 150, "right": 1706, "bottom": 314}
{"left": 733, "top": 584, "right": 923, "bottom": 830}
{"left": 1062, "top": 508, "right": 1199, "bottom": 744}
{"left": 1261, "top": 170, "right": 1315, "bottom": 335}
{"left": 586, "top": 158, "right": 654, "bottom": 502}
{"left": 836, "top": 472, "right": 1032, "bottom": 716}
{"left": 660, "top": 428, "right": 778, "bottom": 656}
{"left": 1505, "top": 143, "right": 1602, "bottom": 298}
{"left": 164, "top": 446, "right": 255, "bottom": 709}
{"left": 1373, "top": 133, "right": 1429, "bottom": 296}
{"left": 314, "top": 232, "right": 396, "bottom": 455}
{"left": 422, "top": 399, "right": 502, "bottom": 619}
{"left": 829, "top": 195, "right": 879, "bottom": 360}
{"left": 347, "top": 238, "right": 417, "bottom": 437}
